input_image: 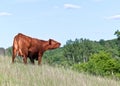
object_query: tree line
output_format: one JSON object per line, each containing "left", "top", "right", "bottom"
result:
{"left": 5, "top": 30, "right": 120, "bottom": 78}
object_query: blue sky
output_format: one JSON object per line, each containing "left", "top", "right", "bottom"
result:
{"left": 0, "top": 0, "right": 120, "bottom": 48}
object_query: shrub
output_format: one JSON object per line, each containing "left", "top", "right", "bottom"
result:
{"left": 72, "top": 51, "right": 120, "bottom": 78}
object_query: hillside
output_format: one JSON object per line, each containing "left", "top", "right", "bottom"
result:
{"left": 4, "top": 38, "right": 120, "bottom": 78}
{"left": 0, "top": 56, "right": 119, "bottom": 86}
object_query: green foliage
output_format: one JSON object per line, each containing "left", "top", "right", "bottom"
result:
{"left": 72, "top": 51, "right": 120, "bottom": 78}
{"left": 5, "top": 47, "right": 12, "bottom": 56}
{"left": 43, "top": 48, "right": 66, "bottom": 66}
{"left": 63, "top": 38, "right": 101, "bottom": 64}
{"left": 114, "top": 30, "right": 120, "bottom": 40}
{"left": 87, "top": 51, "right": 113, "bottom": 75}
{"left": 63, "top": 38, "right": 120, "bottom": 65}
{"left": 72, "top": 63, "right": 87, "bottom": 72}
{"left": 114, "top": 30, "right": 120, "bottom": 57}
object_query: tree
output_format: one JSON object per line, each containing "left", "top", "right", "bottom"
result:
{"left": 63, "top": 38, "right": 100, "bottom": 64}
{"left": 114, "top": 30, "right": 120, "bottom": 57}
{"left": 73, "top": 51, "right": 120, "bottom": 78}
{"left": 5, "top": 47, "right": 12, "bottom": 56}
{"left": 114, "top": 30, "right": 120, "bottom": 40}
{"left": 43, "top": 48, "right": 65, "bottom": 66}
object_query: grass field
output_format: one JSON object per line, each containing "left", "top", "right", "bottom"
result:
{"left": 0, "top": 56, "right": 119, "bottom": 86}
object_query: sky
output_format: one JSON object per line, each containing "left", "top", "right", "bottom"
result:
{"left": 0, "top": 0, "right": 120, "bottom": 48}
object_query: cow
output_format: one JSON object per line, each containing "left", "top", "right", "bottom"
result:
{"left": 12, "top": 33, "right": 61, "bottom": 65}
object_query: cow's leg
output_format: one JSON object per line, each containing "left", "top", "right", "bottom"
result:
{"left": 12, "top": 55, "right": 15, "bottom": 63}
{"left": 12, "top": 54, "right": 15, "bottom": 63}
{"left": 28, "top": 51, "right": 35, "bottom": 64}
{"left": 12, "top": 47, "right": 17, "bottom": 63}
{"left": 38, "top": 56, "right": 42, "bottom": 65}
{"left": 38, "top": 53, "right": 43, "bottom": 65}
{"left": 23, "top": 56, "right": 27, "bottom": 64}
{"left": 22, "top": 49, "right": 29, "bottom": 64}
{"left": 29, "top": 57, "right": 35, "bottom": 64}
{"left": 23, "top": 52, "right": 28, "bottom": 64}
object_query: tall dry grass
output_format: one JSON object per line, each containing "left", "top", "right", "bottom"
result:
{"left": 0, "top": 56, "right": 119, "bottom": 86}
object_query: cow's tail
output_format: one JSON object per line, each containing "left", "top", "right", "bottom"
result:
{"left": 12, "top": 35, "right": 19, "bottom": 63}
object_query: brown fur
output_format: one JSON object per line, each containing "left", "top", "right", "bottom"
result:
{"left": 12, "top": 33, "right": 61, "bottom": 65}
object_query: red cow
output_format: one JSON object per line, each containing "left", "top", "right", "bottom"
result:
{"left": 12, "top": 33, "right": 61, "bottom": 65}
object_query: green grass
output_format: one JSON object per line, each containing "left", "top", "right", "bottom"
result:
{"left": 0, "top": 56, "right": 119, "bottom": 86}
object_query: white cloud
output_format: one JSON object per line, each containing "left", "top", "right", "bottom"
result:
{"left": 0, "top": 12, "right": 12, "bottom": 16}
{"left": 106, "top": 15, "right": 120, "bottom": 20}
{"left": 64, "top": 4, "right": 81, "bottom": 9}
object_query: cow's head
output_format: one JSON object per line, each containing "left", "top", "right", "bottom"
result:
{"left": 48, "top": 39, "right": 61, "bottom": 49}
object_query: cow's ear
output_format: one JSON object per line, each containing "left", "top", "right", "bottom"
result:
{"left": 49, "top": 39, "right": 52, "bottom": 45}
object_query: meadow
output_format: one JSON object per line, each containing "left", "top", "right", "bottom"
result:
{"left": 0, "top": 56, "right": 119, "bottom": 86}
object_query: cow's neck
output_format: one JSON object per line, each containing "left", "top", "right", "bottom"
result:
{"left": 42, "top": 42, "right": 50, "bottom": 51}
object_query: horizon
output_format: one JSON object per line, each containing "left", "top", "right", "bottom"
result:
{"left": 2, "top": 35, "right": 118, "bottom": 49}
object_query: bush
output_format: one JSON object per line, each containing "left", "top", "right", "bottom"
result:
{"left": 72, "top": 51, "right": 120, "bottom": 78}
